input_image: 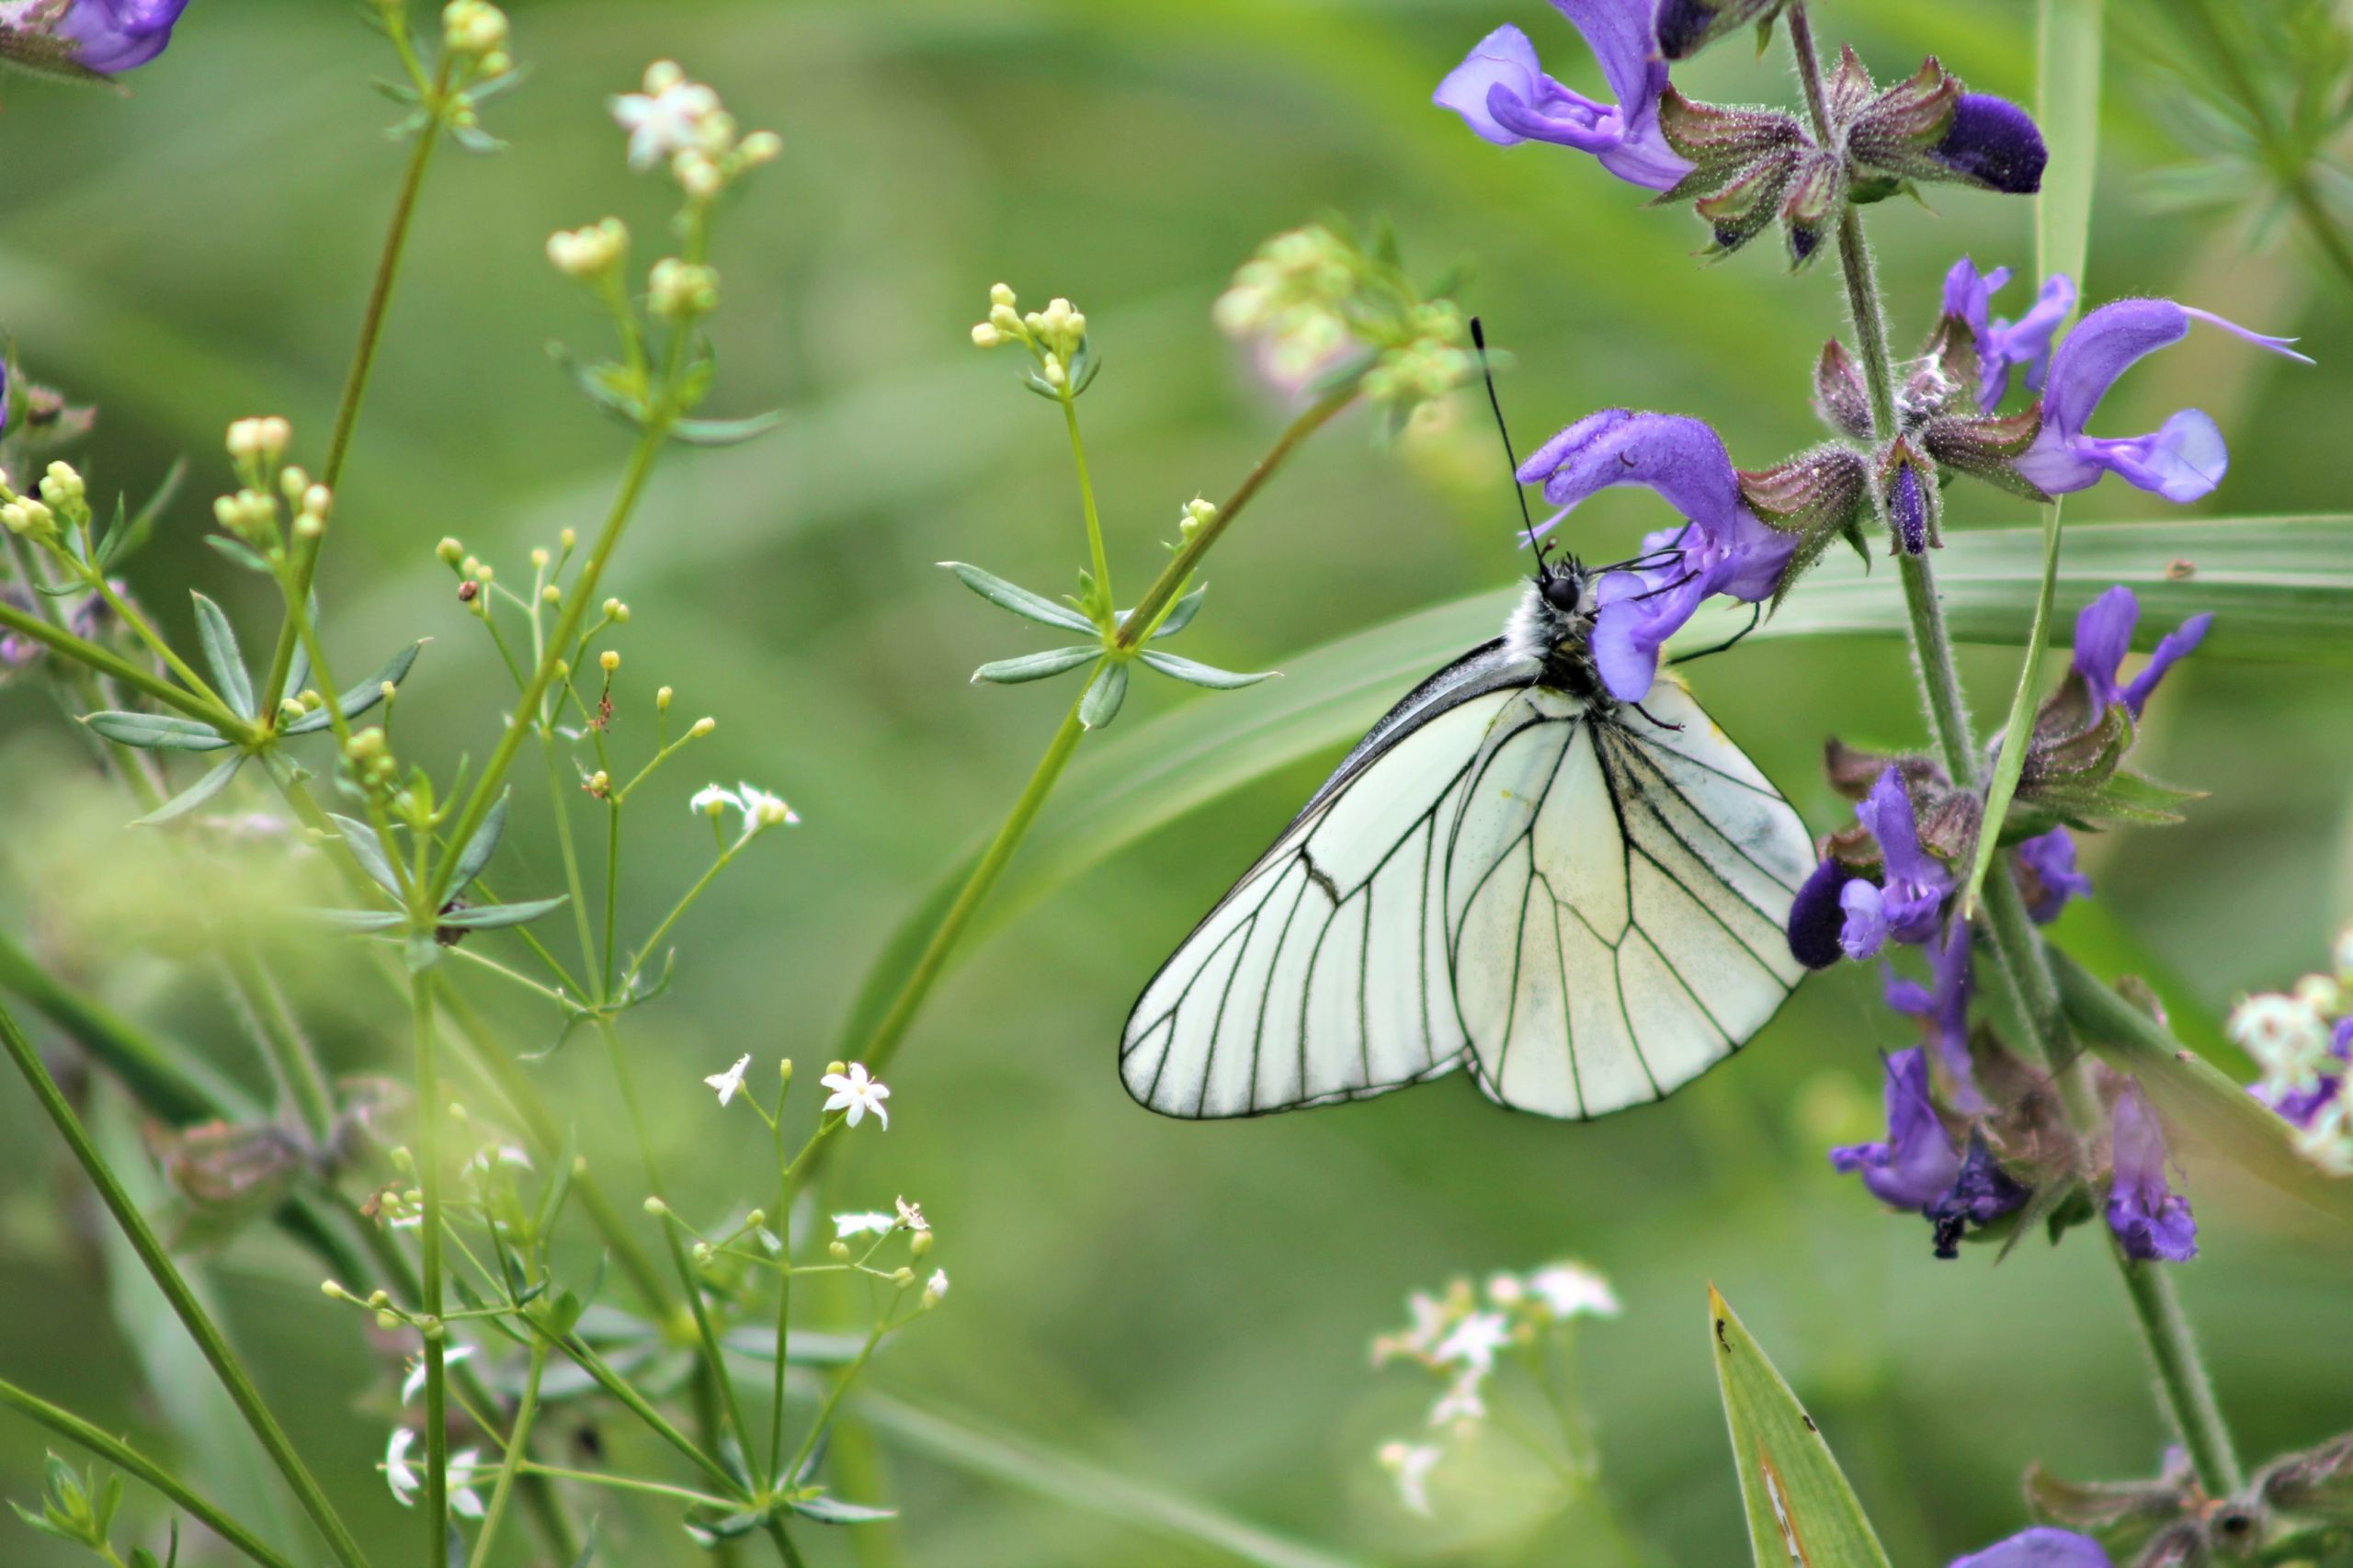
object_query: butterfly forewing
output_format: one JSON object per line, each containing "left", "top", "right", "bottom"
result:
{"left": 1120, "top": 645, "right": 1540, "bottom": 1118}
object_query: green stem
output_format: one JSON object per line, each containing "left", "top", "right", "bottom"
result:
{"left": 465, "top": 1342, "right": 547, "bottom": 1568}
{"left": 1061, "top": 391, "right": 1112, "bottom": 608}
{"left": 0, "top": 997, "right": 372, "bottom": 1568}
{"left": 0, "top": 1374, "right": 296, "bottom": 1568}
{"left": 258, "top": 55, "right": 452, "bottom": 716}
{"left": 409, "top": 970, "right": 451, "bottom": 1562}
{"left": 782, "top": 1318, "right": 890, "bottom": 1487}
{"left": 0, "top": 599, "right": 248, "bottom": 737}
{"left": 1785, "top": 0, "right": 2242, "bottom": 1505}
{"left": 222, "top": 947, "right": 337, "bottom": 1142}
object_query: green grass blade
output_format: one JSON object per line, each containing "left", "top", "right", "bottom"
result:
{"left": 2035, "top": 0, "right": 2107, "bottom": 299}
{"left": 1709, "top": 1286, "right": 1891, "bottom": 1568}
{"left": 1961, "top": 499, "right": 2066, "bottom": 918}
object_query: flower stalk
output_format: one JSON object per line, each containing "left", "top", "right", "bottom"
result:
{"left": 1783, "top": 0, "right": 2244, "bottom": 1500}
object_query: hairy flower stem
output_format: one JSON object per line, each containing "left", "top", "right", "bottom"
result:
{"left": 256, "top": 54, "right": 453, "bottom": 718}
{"left": 1783, "top": 0, "right": 2243, "bottom": 1500}
{"left": 835, "top": 388, "right": 1356, "bottom": 1119}
{"left": 0, "top": 997, "right": 374, "bottom": 1568}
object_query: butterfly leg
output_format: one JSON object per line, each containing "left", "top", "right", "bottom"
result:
{"left": 1630, "top": 700, "right": 1684, "bottom": 732}
{"left": 1668, "top": 601, "right": 1763, "bottom": 667}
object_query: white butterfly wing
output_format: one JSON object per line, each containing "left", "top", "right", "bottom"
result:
{"left": 1121, "top": 642, "right": 1539, "bottom": 1118}
{"left": 1445, "top": 676, "right": 1811, "bottom": 1119}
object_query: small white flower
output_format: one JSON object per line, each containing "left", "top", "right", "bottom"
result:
{"left": 821, "top": 1062, "right": 890, "bottom": 1129}
{"left": 1371, "top": 1289, "right": 1458, "bottom": 1367}
{"left": 2228, "top": 993, "right": 2332, "bottom": 1089}
{"left": 1378, "top": 1441, "right": 1444, "bottom": 1517}
{"left": 384, "top": 1427, "right": 421, "bottom": 1506}
{"left": 1427, "top": 1368, "right": 1485, "bottom": 1426}
{"left": 894, "top": 1195, "right": 929, "bottom": 1233}
{"left": 690, "top": 783, "right": 741, "bottom": 819}
{"left": 1483, "top": 1271, "right": 1525, "bottom": 1307}
{"left": 448, "top": 1448, "right": 488, "bottom": 1519}
{"left": 703, "top": 1053, "right": 752, "bottom": 1107}
{"left": 1432, "top": 1311, "right": 1511, "bottom": 1374}
{"left": 402, "top": 1344, "right": 475, "bottom": 1406}
{"left": 1526, "top": 1262, "right": 1620, "bottom": 1323}
{"left": 2294, "top": 972, "right": 2344, "bottom": 1017}
{"left": 610, "top": 71, "right": 723, "bottom": 170}
{"left": 737, "top": 782, "right": 799, "bottom": 832}
{"left": 833, "top": 1211, "right": 895, "bottom": 1238}
{"left": 924, "top": 1268, "right": 949, "bottom": 1301}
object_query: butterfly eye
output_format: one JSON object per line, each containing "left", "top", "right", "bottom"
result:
{"left": 1541, "top": 574, "right": 1586, "bottom": 613}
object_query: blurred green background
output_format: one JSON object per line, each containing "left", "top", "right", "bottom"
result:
{"left": 2, "top": 1, "right": 2349, "bottom": 1563}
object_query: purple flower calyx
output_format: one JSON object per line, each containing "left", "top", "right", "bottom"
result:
{"left": 1652, "top": 89, "right": 1831, "bottom": 267}
{"left": 1837, "top": 53, "right": 2047, "bottom": 196}
{"left": 1653, "top": 0, "right": 1789, "bottom": 61}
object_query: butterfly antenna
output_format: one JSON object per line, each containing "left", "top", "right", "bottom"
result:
{"left": 1470, "top": 317, "right": 1551, "bottom": 580}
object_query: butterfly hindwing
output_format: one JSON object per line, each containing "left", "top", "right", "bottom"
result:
{"left": 1120, "top": 642, "right": 1540, "bottom": 1118}
{"left": 1444, "top": 676, "right": 1812, "bottom": 1119}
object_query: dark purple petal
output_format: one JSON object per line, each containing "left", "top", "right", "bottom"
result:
{"left": 2015, "top": 828, "right": 2093, "bottom": 923}
{"left": 1788, "top": 858, "right": 1858, "bottom": 970}
{"left": 1831, "top": 1048, "right": 1961, "bottom": 1210}
{"left": 1854, "top": 767, "right": 1950, "bottom": 943}
{"left": 2120, "top": 611, "right": 2213, "bottom": 716}
{"left": 1889, "top": 460, "right": 1928, "bottom": 553}
{"left": 1929, "top": 1131, "right": 2030, "bottom": 1257}
{"left": 2069, "top": 585, "right": 2138, "bottom": 708}
{"left": 47, "top": 0, "right": 192, "bottom": 72}
{"left": 1652, "top": 0, "right": 1712, "bottom": 59}
{"left": 1949, "top": 1527, "right": 2116, "bottom": 1568}
{"left": 2252, "top": 1074, "right": 2341, "bottom": 1129}
{"left": 2106, "top": 1082, "right": 2198, "bottom": 1262}
{"left": 1929, "top": 94, "right": 2047, "bottom": 194}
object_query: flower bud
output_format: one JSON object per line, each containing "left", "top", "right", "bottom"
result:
{"left": 541, "top": 584, "right": 562, "bottom": 605}
{"left": 643, "top": 1196, "right": 670, "bottom": 1216}
{"left": 657, "top": 685, "right": 674, "bottom": 710}
{"left": 649, "top": 258, "right": 720, "bottom": 321}
{"left": 829, "top": 1240, "right": 850, "bottom": 1260}
{"left": 322, "top": 1279, "right": 349, "bottom": 1300}
{"left": 972, "top": 323, "right": 1003, "bottom": 348}
{"left": 441, "top": 0, "right": 508, "bottom": 54}
{"left": 40, "top": 460, "right": 84, "bottom": 505}
{"left": 600, "top": 650, "right": 620, "bottom": 674}
{"left": 689, "top": 716, "right": 715, "bottom": 737}
{"left": 546, "top": 218, "right": 628, "bottom": 281}
{"left": 739, "top": 131, "right": 782, "bottom": 166}
{"left": 531, "top": 547, "right": 551, "bottom": 569}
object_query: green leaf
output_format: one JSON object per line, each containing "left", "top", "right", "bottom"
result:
{"left": 203, "top": 535, "right": 273, "bottom": 574}
{"left": 851, "top": 1391, "right": 1367, "bottom": 1568}
{"left": 548, "top": 342, "right": 650, "bottom": 425}
{"left": 789, "top": 1494, "right": 896, "bottom": 1525}
{"left": 280, "top": 642, "right": 425, "bottom": 734}
{"left": 2035, "top": 0, "right": 2106, "bottom": 302}
{"left": 131, "top": 756, "right": 244, "bottom": 826}
{"left": 971, "top": 646, "right": 1099, "bottom": 685}
{"left": 82, "top": 712, "right": 234, "bottom": 752}
{"left": 1078, "top": 660, "right": 1128, "bottom": 729}
{"left": 325, "top": 814, "right": 404, "bottom": 896}
{"left": 450, "top": 790, "right": 509, "bottom": 894}
{"left": 1139, "top": 650, "right": 1275, "bottom": 690}
{"left": 1961, "top": 497, "right": 2065, "bottom": 918}
{"left": 1150, "top": 583, "right": 1208, "bottom": 640}
{"left": 940, "top": 562, "right": 1097, "bottom": 634}
{"left": 2052, "top": 949, "right": 2353, "bottom": 1226}
{"left": 97, "top": 457, "right": 186, "bottom": 571}
{"left": 306, "top": 909, "right": 406, "bottom": 932}
{"left": 284, "top": 590, "right": 320, "bottom": 702}
{"left": 188, "top": 593, "right": 255, "bottom": 719}
{"left": 438, "top": 895, "right": 568, "bottom": 930}
{"left": 1709, "top": 1285, "right": 1892, "bottom": 1568}
{"left": 670, "top": 410, "right": 787, "bottom": 447}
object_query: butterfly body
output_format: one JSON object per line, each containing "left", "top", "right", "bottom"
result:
{"left": 1121, "top": 562, "right": 1810, "bottom": 1122}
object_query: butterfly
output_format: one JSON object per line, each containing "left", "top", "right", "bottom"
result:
{"left": 1120, "top": 328, "right": 1813, "bottom": 1120}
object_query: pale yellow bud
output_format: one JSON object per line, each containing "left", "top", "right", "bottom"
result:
{"left": 656, "top": 685, "right": 675, "bottom": 710}
{"left": 972, "top": 322, "right": 1002, "bottom": 348}
{"left": 531, "top": 548, "right": 551, "bottom": 569}
{"left": 541, "top": 584, "right": 562, "bottom": 604}
{"left": 560, "top": 528, "right": 577, "bottom": 550}
{"left": 599, "top": 650, "right": 620, "bottom": 674}
{"left": 689, "top": 716, "right": 715, "bottom": 737}
{"left": 438, "top": 538, "right": 464, "bottom": 565}
{"left": 738, "top": 130, "right": 782, "bottom": 165}
{"left": 278, "top": 465, "right": 310, "bottom": 500}
{"left": 989, "top": 282, "right": 1016, "bottom": 308}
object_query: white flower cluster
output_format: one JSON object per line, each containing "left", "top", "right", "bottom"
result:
{"left": 1368, "top": 1261, "right": 1620, "bottom": 1516}
{"left": 608, "top": 60, "right": 781, "bottom": 199}
{"left": 2229, "top": 924, "right": 2353, "bottom": 1174}
{"left": 689, "top": 780, "right": 798, "bottom": 844}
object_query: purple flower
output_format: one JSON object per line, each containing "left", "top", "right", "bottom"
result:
{"left": 1941, "top": 257, "right": 2075, "bottom": 410}
{"left": 1887, "top": 921, "right": 1985, "bottom": 1113}
{"left": 1927, "top": 1131, "right": 2030, "bottom": 1257}
{"left": 1928, "top": 95, "right": 2048, "bottom": 195}
{"left": 2106, "top": 1081, "right": 2197, "bottom": 1262}
{"left": 1831, "top": 1049, "right": 1961, "bottom": 1210}
{"left": 1949, "top": 1528, "right": 2114, "bottom": 1568}
{"left": 2250, "top": 1016, "right": 2349, "bottom": 1127}
{"left": 0, "top": 0, "right": 193, "bottom": 73}
{"left": 1836, "top": 767, "right": 1951, "bottom": 960}
{"left": 2014, "top": 827, "right": 2093, "bottom": 924}
{"left": 1786, "top": 857, "right": 1860, "bottom": 971}
{"left": 1516, "top": 409, "right": 1794, "bottom": 700}
{"left": 1435, "top": 4, "right": 1691, "bottom": 191}
{"left": 2014, "top": 299, "right": 2312, "bottom": 503}
{"left": 2070, "top": 586, "right": 2213, "bottom": 718}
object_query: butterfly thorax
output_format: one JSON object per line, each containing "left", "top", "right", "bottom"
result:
{"left": 1505, "top": 571, "right": 1610, "bottom": 706}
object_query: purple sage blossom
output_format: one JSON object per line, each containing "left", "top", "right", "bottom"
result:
{"left": 1516, "top": 409, "right": 1794, "bottom": 701}
{"left": 2070, "top": 586, "right": 2213, "bottom": 718}
{"left": 1831, "top": 1049, "right": 1960, "bottom": 1210}
{"left": 1942, "top": 257, "right": 2075, "bottom": 410}
{"left": 1786, "top": 857, "right": 1860, "bottom": 971}
{"left": 1837, "top": 766, "right": 1951, "bottom": 960}
{"left": 1949, "top": 1528, "right": 2114, "bottom": 1568}
{"left": 2013, "top": 299, "right": 2312, "bottom": 503}
{"left": 1434, "top": 3, "right": 1691, "bottom": 191}
{"left": 1927, "top": 95, "right": 2048, "bottom": 195}
{"left": 1887, "top": 921, "right": 1985, "bottom": 1113}
{"left": 0, "top": 0, "right": 193, "bottom": 73}
{"left": 2106, "top": 1081, "right": 2198, "bottom": 1262}
{"left": 2014, "top": 827, "right": 2093, "bottom": 924}
{"left": 1927, "top": 1132, "right": 2030, "bottom": 1258}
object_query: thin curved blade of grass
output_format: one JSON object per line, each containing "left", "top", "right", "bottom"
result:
{"left": 2052, "top": 948, "right": 2353, "bottom": 1225}
{"left": 1961, "top": 505, "right": 2065, "bottom": 923}
{"left": 852, "top": 1390, "right": 1368, "bottom": 1568}
{"left": 1709, "top": 1286, "right": 1891, "bottom": 1567}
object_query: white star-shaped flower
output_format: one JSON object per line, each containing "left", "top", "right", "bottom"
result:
{"left": 924, "top": 1268, "right": 949, "bottom": 1302}
{"left": 384, "top": 1427, "right": 421, "bottom": 1506}
{"left": 1377, "top": 1441, "right": 1443, "bottom": 1517}
{"left": 448, "top": 1448, "right": 488, "bottom": 1519}
{"left": 894, "top": 1196, "right": 928, "bottom": 1233}
{"left": 1371, "top": 1289, "right": 1455, "bottom": 1367}
{"left": 1526, "top": 1262, "right": 1620, "bottom": 1322}
{"left": 1427, "top": 1369, "right": 1485, "bottom": 1426}
{"left": 737, "top": 782, "right": 799, "bottom": 833}
{"left": 821, "top": 1062, "right": 890, "bottom": 1129}
{"left": 704, "top": 1053, "right": 752, "bottom": 1107}
{"left": 610, "top": 72, "right": 722, "bottom": 170}
{"left": 402, "top": 1343, "right": 475, "bottom": 1406}
{"left": 833, "top": 1211, "right": 895, "bottom": 1238}
{"left": 1432, "top": 1311, "right": 1511, "bottom": 1373}
{"left": 689, "top": 783, "right": 741, "bottom": 819}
